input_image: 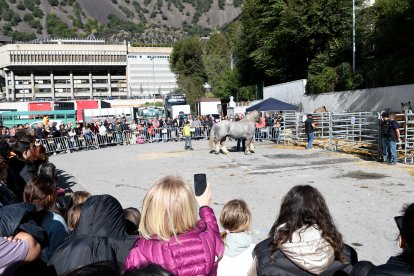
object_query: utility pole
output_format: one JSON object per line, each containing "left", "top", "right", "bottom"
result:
{"left": 352, "top": 0, "right": 356, "bottom": 73}
{"left": 152, "top": 56, "right": 155, "bottom": 105}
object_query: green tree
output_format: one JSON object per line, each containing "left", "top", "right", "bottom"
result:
{"left": 170, "top": 37, "right": 207, "bottom": 108}
{"left": 237, "top": 0, "right": 364, "bottom": 93}
{"left": 83, "top": 18, "right": 100, "bottom": 35}
{"left": 170, "top": 37, "right": 206, "bottom": 80}
{"left": 23, "top": 13, "right": 34, "bottom": 21}
{"left": 369, "top": 0, "right": 414, "bottom": 86}
{"left": 178, "top": 76, "right": 206, "bottom": 109}
{"left": 213, "top": 68, "right": 239, "bottom": 99}
{"left": 17, "top": 1, "right": 25, "bottom": 10}
{"left": 48, "top": 0, "right": 58, "bottom": 6}
{"left": 46, "top": 13, "right": 76, "bottom": 37}
{"left": 202, "top": 32, "right": 231, "bottom": 96}
{"left": 32, "top": 7, "right": 44, "bottom": 18}
{"left": 24, "top": 0, "right": 35, "bottom": 10}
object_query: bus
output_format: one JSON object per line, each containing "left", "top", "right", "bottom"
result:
{"left": 1, "top": 110, "right": 77, "bottom": 128}
{"left": 133, "top": 106, "right": 165, "bottom": 122}
{"left": 164, "top": 92, "right": 187, "bottom": 118}
{"left": 82, "top": 107, "right": 133, "bottom": 123}
{"left": 0, "top": 109, "right": 17, "bottom": 127}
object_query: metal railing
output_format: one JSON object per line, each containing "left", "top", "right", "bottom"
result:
{"left": 402, "top": 113, "right": 414, "bottom": 164}
{"left": 37, "top": 112, "right": 414, "bottom": 164}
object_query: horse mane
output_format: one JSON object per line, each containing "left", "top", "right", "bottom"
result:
{"left": 243, "top": 110, "right": 260, "bottom": 122}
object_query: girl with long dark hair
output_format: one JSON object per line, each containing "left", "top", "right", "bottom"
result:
{"left": 250, "top": 185, "right": 356, "bottom": 276}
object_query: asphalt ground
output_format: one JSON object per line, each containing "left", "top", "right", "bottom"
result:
{"left": 51, "top": 139, "right": 414, "bottom": 265}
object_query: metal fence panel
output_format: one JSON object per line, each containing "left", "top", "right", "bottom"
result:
{"left": 403, "top": 113, "right": 414, "bottom": 164}
{"left": 330, "top": 112, "right": 380, "bottom": 154}
{"left": 35, "top": 113, "right": 414, "bottom": 165}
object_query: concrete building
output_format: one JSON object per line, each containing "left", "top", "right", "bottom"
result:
{"left": 127, "top": 47, "right": 177, "bottom": 99}
{"left": 0, "top": 40, "right": 177, "bottom": 101}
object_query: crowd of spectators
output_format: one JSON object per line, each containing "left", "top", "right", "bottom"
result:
{"left": 1, "top": 112, "right": 285, "bottom": 155}
{"left": 2, "top": 116, "right": 412, "bottom": 276}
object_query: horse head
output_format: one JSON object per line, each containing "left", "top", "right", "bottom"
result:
{"left": 401, "top": 101, "right": 412, "bottom": 113}
{"left": 314, "top": 106, "right": 328, "bottom": 113}
{"left": 245, "top": 110, "right": 260, "bottom": 122}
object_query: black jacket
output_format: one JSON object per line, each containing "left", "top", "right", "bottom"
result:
{"left": 253, "top": 237, "right": 357, "bottom": 276}
{"left": 354, "top": 255, "right": 414, "bottom": 276}
{"left": 0, "top": 202, "right": 48, "bottom": 247}
{"left": 7, "top": 157, "right": 35, "bottom": 201}
{"left": 48, "top": 194, "right": 136, "bottom": 275}
{"left": 35, "top": 127, "right": 44, "bottom": 139}
{"left": 0, "top": 202, "right": 51, "bottom": 276}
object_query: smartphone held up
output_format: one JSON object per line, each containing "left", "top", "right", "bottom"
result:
{"left": 194, "top": 173, "right": 207, "bottom": 196}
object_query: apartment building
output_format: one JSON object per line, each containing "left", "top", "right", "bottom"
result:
{"left": 127, "top": 47, "right": 177, "bottom": 99}
{"left": 0, "top": 39, "right": 177, "bottom": 101}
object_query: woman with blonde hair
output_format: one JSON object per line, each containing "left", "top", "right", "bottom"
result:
{"left": 218, "top": 199, "right": 255, "bottom": 276}
{"left": 66, "top": 203, "right": 83, "bottom": 231}
{"left": 71, "top": 190, "right": 91, "bottom": 205}
{"left": 125, "top": 175, "right": 224, "bottom": 275}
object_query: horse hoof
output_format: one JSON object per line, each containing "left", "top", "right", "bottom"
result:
{"left": 244, "top": 151, "right": 251, "bottom": 155}
{"left": 215, "top": 152, "right": 220, "bottom": 155}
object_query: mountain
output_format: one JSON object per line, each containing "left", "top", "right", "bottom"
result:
{"left": 0, "top": 0, "right": 242, "bottom": 43}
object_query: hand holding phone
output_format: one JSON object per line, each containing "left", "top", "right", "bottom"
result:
{"left": 194, "top": 173, "right": 207, "bottom": 196}
{"left": 194, "top": 174, "right": 211, "bottom": 207}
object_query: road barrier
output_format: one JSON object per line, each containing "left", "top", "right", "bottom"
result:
{"left": 38, "top": 112, "right": 414, "bottom": 164}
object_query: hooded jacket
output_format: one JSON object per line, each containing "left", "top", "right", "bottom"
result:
{"left": 217, "top": 232, "right": 255, "bottom": 276}
{"left": 253, "top": 225, "right": 356, "bottom": 276}
{"left": 7, "top": 157, "right": 33, "bottom": 201}
{"left": 47, "top": 195, "right": 136, "bottom": 275}
{"left": 124, "top": 206, "right": 224, "bottom": 276}
{"left": 0, "top": 202, "right": 47, "bottom": 247}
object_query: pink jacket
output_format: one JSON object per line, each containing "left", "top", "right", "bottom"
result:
{"left": 125, "top": 206, "right": 224, "bottom": 275}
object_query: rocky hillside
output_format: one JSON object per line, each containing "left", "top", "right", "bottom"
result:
{"left": 0, "top": 0, "right": 242, "bottom": 43}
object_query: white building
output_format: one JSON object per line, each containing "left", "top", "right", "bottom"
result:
{"left": 127, "top": 47, "right": 177, "bottom": 99}
{"left": 0, "top": 40, "right": 177, "bottom": 101}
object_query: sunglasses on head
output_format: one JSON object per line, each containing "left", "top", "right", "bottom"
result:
{"left": 394, "top": 216, "right": 403, "bottom": 232}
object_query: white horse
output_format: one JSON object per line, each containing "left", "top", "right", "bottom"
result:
{"left": 209, "top": 110, "right": 260, "bottom": 155}
{"left": 401, "top": 101, "right": 412, "bottom": 113}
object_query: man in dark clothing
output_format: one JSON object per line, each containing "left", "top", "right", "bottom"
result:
{"left": 34, "top": 123, "right": 44, "bottom": 140}
{"left": 265, "top": 113, "right": 274, "bottom": 140}
{"left": 235, "top": 114, "right": 246, "bottom": 152}
{"left": 304, "top": 114, "right": 316, "bottom": 150}
{"left": 275, "top": 111, "right": 284, "bottom": 143}
{"left": 387, "top": 113, "right": 402, "bottom": 165}
{"left": 380, "top": 112, "right": 390, "bottom": 162}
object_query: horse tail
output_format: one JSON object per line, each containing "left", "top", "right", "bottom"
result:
{"left": 209, "top": 125, "right": 215, "bottom": 149}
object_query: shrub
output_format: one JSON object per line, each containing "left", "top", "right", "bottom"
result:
{"left": 17, "top": 1, "right": 25, "bottom": 10}
{"left": 23, "top": 13, "right": 34, "bottom": 21}
{"left": 48, "top": 0, "right": 58, "bottom": 6}
{"left": 32, "top": 7, "right": 44, "bottom": 18}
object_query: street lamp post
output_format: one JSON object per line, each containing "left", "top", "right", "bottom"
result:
{"left": 151, "top": 56, "right": 155, "bottom": 105}
{"left": 352, "top": 0, "right": 356, "bottom": 73}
